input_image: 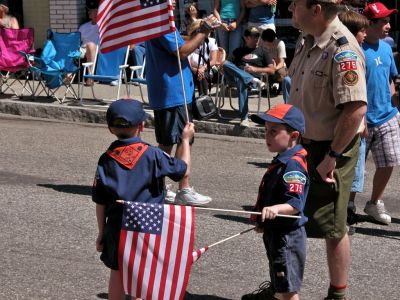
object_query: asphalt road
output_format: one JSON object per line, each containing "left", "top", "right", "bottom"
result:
{"left": 0, "top": 115, "right": 399, "bottom": 300}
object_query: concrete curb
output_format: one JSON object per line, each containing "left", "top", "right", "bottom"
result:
{"left": 0, "top": 99, "right": 265, "bottom": 139}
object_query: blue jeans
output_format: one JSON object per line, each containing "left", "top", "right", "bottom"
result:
{"left": 282, "top": 76, "right": 291, "bottom": 104}
{"left": 223, "top": 61, "right": 256, "bottom": 120}
{"left": 216, "top": 20, "right": 242, "bottom": 60}
{"left": 351, "top": 137, "right": 366, "bottom": 193}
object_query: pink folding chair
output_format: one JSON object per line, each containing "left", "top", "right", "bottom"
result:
{"left": 0, "top": 27, "right": 35, "bottom": 98}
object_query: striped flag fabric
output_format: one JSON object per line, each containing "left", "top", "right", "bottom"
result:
{"left": 97, "top": 0, "right": 176, "bottom": 53}
{"left": 119, "top": 201, "right": 207, "bottom": 300}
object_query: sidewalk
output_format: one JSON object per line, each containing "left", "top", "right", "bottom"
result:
{"left": 0, "top": 80, "right": 284, "bottom": 139}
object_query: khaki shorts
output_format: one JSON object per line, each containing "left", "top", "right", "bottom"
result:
{"left": 302, "top": 135, "right": 360, "bottom": 239}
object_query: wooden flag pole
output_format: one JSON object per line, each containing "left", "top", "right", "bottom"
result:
{"left": 194, "top": 207, "right": 301, "bottom": 219}
{"left": 116, "top": 200, "right": 300, "bottom": 219}
{"left": 173, "top": 30, "right": 190, "bottom": 122}
{"left": 207, "top": 227, "right": 256, "bottom": 249}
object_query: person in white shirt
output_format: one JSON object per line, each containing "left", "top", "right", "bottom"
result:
{"left": 188, "top": 20, "right": 219, "bottom": 95}
{"left": 78, "top": 1, "right": 99, "bottom": 86}
{"left": 262, "top": 29, "right": 288, "bottom": 94}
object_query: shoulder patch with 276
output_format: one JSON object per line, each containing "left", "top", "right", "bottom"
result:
{"left": 334, "top": 50, "right": 358, "bottom": 62}
{"left": 283, "top": 171, "right": 307, "bottom": 184}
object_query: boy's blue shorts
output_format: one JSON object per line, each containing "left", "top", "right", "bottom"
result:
{"left": 351, "top": 138, "right": 366, "bottom": 193}
{"left": 263, "top": 226, "right": 306, "bottom": 293}
{"left": 154, "top": 104, "right": 194, "bottom": 146}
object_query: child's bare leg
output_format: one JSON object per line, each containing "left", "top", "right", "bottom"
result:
{"left": 275, "top": 292, "right": 300, "bottom": 300}
{"left": 108, "top": 270, "right": 141, "bottom": 300}
{"left": 108, "top": 270, "right": 125, "bottom": 300}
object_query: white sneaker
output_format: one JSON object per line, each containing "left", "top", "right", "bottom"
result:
{"left": 364, "top": 200, "right": 391, "bottom": 224}
{"left": 164, "top": 184, "right": 176, "bottom": 204}
{"left": 110, "top": 80, "right": 119, "bottom": 86}
{"left": 251, "top": 78, "right": 265, "bottom": 89}
{"left": 175, "top": 187, "right": 212, "bottom": 206}
{"left": 240, "top": 119, "right": 250, "bottom": 127}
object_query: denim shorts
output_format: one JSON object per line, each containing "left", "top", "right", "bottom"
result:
{"left": 154, "top": 104, "right": 194, "bottom": 146}
{"left": 263, "top": 227, "right": 306, "bottom": 293}
{"left": 351, "top": 138, "right": 366, "bottom": 193}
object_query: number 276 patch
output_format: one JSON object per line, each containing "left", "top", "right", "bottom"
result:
{"left": 289, "top": 183, "right": 304, "bottom": 194}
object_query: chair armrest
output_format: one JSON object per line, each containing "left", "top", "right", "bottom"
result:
{"left": 119, "top": 64, "right": 129, "bottom": 69}
{"left": 82, "top": 62, "right": 94, "bottom": 67}
{"left": 130, "top": 66, "right": 143, "bottom": 71}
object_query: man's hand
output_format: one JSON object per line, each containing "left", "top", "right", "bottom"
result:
{"left": 244, "top": 64, "right": 255, "bottom": 74}
{"left": 96, "top": 233, "right": 103, "bottom": 252}
{"left": 316, "top": 155, "right": 336, "bottom": 183}
{"left": 182, "top": 122, "right": 195, "bottom": 141}
{"left": 228, "top": 21, "right": 237, "bottom": 31}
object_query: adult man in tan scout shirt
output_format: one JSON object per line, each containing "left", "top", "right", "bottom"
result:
{"left": 288, "top": 0, "right": 367, "bottom": 299}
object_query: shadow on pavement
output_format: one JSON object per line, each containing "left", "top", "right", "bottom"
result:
{"left": 184, "top": 292, "right": 231, "bottom": 299}
{"left": 37, "top": 183, "right": 91, "bottom": 196}
{"left": 247, "top": 161, "right": 268, "bottom": 169}
{"left": 213, "top": 214, "right": 253, "bottom": 225}
{"left": 352, "top": 226, "right": 400, "bottom": 240}
{"left": 96, "top": 292, "right": 231, "bottom": 300}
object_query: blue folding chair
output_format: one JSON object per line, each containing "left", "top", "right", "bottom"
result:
{"left": 80, "top": 45, "right": 129, "bottom": 105}
{"left": 28, "top": 30, "right": 81, "bottom": 103}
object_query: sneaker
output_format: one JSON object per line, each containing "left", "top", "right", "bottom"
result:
{"left": 324, "top": 297, "right": 347, "bottom": 300}
{"left": 175, "top": 187, "right": 212, "bottom": 206}
{"left": 164, "top": 184, "right": 176, "bottom": 204}
{"left": 364, "top": 200, "right": 391, "bottom": 224}
{"left": 242, "top": 281, "right": 277, "bottom": 300}
{"left": 347, "top": 206, "right": 359, "bottom": 226}
{"left": 251, "top": 78, "right": 266, "bottom": 90}
{"left": 240, "top": 119, "right": 250, "bottom": 127}
{"left": 271, "top": 82, "right": 280, "bottom": 94}
{"left": 110, "top": 80, "right": 119, "bottom": 86}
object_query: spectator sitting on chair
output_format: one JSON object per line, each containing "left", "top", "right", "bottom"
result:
{"left": 223, "top": 27, "right": 275, "bottom": 127}
{"left": 188, "top": 20, "right": 218, "bottom": 96}
{"left": 0, "top": 0, "right": 19, "bottom": 29}
{"left": 78, "top": 0, "right": 99, "bottom": 86}
{"left": 261, "top": 29, "right": 288, "bottom": 95}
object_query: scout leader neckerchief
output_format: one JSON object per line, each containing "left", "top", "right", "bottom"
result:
{"left": 106, "top": 143, "right": 149, "bottom": 170}
{"left": 251, "top": 149, "right": 308, "bottom": 222}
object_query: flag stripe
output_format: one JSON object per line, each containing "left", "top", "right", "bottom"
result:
{"left": 97, "top": 0, "right": 175, "bottom": 53}
{"left": 136, "top": 233, "right": 150, "bottom": 297}
{"left": 169, "top": 205, "right": 186, "bottom": 300}
{"left": 118, "top": 229, "right": 128, "bottom": 292}
{"left": 175, "top": 206, "right": 194, "bottom": 300}
{"left": 157, "top": 205, "right": 175, "bottom": 299}
{"left": 146, "top": 233, "right": 161, "bottom": 300}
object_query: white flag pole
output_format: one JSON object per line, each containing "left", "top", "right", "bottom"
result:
{"left": 173, "top": 30, "right": 190, "bottom": 122}
{"left": 194, "top": 206, "right": 301, "bottom": 219}
{"left": 116, "top": 200, "right": 300, "bottom": 219}
{"left": 207, "top": 227, "right": 256, "bottom": 249}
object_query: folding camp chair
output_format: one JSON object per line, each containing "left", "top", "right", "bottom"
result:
{"left": 128, "top": 57, "right": 147, "bottom": 104}
{"left": 0, "top": 27, "right": 35, "bottom": 98}
{"left": 217, "top": 65, "right": 271, "bottom": 120}
{"left": 28, "top": 30, "right": 81, "bottom": 103}
{"left": 80, "top": 45, "right": 129, "bottom": 105}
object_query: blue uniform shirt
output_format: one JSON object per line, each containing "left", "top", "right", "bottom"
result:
{"left": 256, "top": 144, "right": 309, "bottom": 228}
{"left": 92, "top": 136, "right": 187, "bottom": 222}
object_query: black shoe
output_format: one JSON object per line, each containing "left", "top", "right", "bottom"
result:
{"left": 347, "top": 206, "right": 359, "bottom": 225}
{"left": 242, "top": 281, "right": 277, "bottom": 300}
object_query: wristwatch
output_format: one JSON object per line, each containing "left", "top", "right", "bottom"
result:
{"left": 327, "top": 146, "right": 342, "bottom": 158}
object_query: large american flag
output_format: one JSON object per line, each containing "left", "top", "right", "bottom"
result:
{"left": 118, "top": 201, "right": 207, "bottom": 300}
{"left": 97, "top": 0, "right": 176, "bottom": 53}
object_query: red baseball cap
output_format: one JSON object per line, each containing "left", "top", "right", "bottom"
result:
{"left": 250, "top": 104, "right": 305, "bottom": 134}
{"left": 363, "top": 2, "right": 397, "bottom": 20}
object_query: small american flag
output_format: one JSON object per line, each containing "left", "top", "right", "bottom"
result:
{"left": 119, "top": 201, "right": 206, "bottom": 300}
{"left": 97, "top": 0, "right": 176, "bottom": 53}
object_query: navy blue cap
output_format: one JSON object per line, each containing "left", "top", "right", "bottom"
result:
{"left": 250, "top": 104, "right": 305, "bottom": 134}
{"left": 106, "top": 99, "right": 149, "bottom": 128}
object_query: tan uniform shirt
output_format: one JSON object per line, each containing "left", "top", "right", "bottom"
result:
{"left": 288, "top": 17, "right": 367, "bottom": 141}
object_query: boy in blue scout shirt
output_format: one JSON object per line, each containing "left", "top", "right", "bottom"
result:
{"left": 92, "top": 99, "right": 194, "bottom": 299}
{"left": 242, "top": 104, "right": 309, "bottom": 300}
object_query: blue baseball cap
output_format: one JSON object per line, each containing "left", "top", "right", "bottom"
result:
{"left": 250, "top": 104, "right": 305, "bottom": 134}
{"left": 106, "top": 99, "right": 149, "bottom": 128}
